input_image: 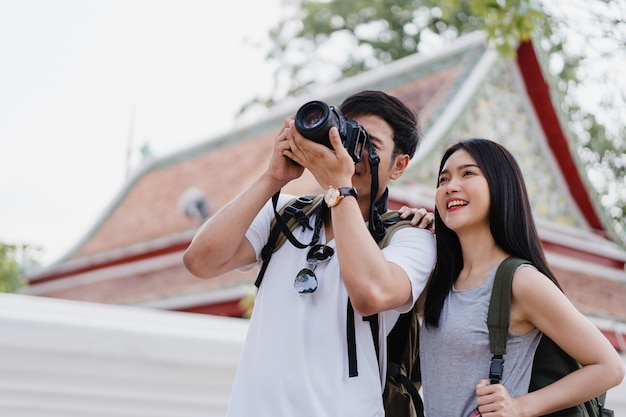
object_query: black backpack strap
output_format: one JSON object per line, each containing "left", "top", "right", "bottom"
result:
{"left": 487, "top": 256, "right": 529, "bottom": 383}
{"left": 272, "top": 194, "right": 324, "bottom": 250}
{"left": 349, "top": 211, "right": 417, "bottom": 379}
{"left": 391, "top": 364, "right": 424, "bottom": 415}
{"left": 254, "top": 193, "right": 322, "bottom": 288}
{"left": 364, "top": 313, "right": 380, "bottom": 361}
{"left": 347, "top": 300, "right": 359, "bottom": 377}
{"left": 254, "top": 219, "right": 284, "bottom": 288}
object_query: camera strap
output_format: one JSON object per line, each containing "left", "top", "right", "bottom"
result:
{"left": 367, "top": 143, "right": 387, "bottom": 242}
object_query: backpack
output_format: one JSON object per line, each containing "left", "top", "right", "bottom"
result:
{"left": 488, "top": 257, "right": 614, "bottom": 417}
{"left": 255, "top": 194, "right": 424, "bottom": 417}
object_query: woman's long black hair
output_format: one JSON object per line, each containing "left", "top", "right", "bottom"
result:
{"left": 423, "top": 138, "right": 561, "bottom": 328}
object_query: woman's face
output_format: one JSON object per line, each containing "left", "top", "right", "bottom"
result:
{"left": 435, "top": 148, "right": 491, "bottom": 234}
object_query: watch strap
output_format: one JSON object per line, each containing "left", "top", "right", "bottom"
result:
{"left": 336, "top": 187, "right": 358, "bottom": 198}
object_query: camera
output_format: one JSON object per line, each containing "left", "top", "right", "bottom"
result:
{"left": 294, "top": 100, "right": 368, "bottom": 163}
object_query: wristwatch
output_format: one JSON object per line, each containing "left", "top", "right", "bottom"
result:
{"left": 324, "top": 186, "right": 358, "bottom": 208}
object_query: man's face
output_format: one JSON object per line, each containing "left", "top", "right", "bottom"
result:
{"left": 350, "top": 114, "right": 403, "bottom": 202}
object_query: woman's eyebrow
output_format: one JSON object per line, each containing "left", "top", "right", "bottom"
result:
{"left": 458, "top": 163, "right": 479, "bottom": 169}
{"left": 439, "top": 163, "right": 479, "bottom": 175}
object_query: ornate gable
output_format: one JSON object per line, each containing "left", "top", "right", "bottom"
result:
{"left": 399, "top": 57, "right": 586, "bottom": 229}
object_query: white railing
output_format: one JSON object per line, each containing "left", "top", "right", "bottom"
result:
{"left": 0, "top": 293, "right": 248, "bottom": 417}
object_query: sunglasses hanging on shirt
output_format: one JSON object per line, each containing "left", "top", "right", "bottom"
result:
{"left": 294, "top": 244, "right": 335, "bottom": 294}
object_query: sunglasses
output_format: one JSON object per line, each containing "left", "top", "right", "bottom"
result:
{"left": 294, "top": 244, "right": 335, "bottom": 294}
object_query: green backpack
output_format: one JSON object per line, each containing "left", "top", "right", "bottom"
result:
{"left": 488, "top": 257, "right": 614, "bottom": 417}
{"left": 254, "top": 194, "right": 424, "bottom": 417}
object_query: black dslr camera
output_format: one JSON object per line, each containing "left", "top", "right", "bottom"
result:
{"left": 294, "top": 100, "right": 368, "bottom": 163}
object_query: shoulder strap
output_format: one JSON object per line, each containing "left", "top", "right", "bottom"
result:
{"left": 378, "top": 210, "right": 415, "bottom": 249}
{"left": 360, "top": 210, "right": 422, "bottom": 376}
{"left": 254, "top": 194, "right": 323, "bottom": 288}
{"left": 272, "top": 194, "right": 324, "bottom": 252}
{"left": 357, "top": 210, "right": 418, "bottom": 379}
{"left": 487, "top": 256, "right": 530, "bottom": 383}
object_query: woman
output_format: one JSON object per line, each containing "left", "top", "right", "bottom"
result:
{"left": 419, "top": 138, "right": 624, "bottom": 416}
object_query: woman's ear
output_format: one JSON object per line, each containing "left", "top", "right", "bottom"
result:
{"left": 390, "top": 153, "right": 410, "bottom": 180}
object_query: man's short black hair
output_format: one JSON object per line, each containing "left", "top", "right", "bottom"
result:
{"left": 339, "top": 90, "right": 421, "bottom": 159}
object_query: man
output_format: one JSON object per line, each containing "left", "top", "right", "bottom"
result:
{"left": 183, "top": 90, "right": 436, "bottom": 417}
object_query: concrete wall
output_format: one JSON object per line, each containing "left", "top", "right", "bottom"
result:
{"left": 0, "top": 293, "right": 247, "bottom": 417}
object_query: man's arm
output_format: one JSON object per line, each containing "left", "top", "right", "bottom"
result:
{"left": 284, "top": 122, "right": 435, "bottom": 316}
{"left": 183, "top": 119, "right": 303, "bottom": 278}
{"left": 183, "top": 175, "right": 278, "bottom": 278}
{"left": 331, "top": 197, "right": 435, "bottom": 316}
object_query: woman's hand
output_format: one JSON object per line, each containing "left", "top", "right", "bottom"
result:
{"left": 398, "top": 206, "right": 435, "bottom": 233}
{"left": 474, "top": 380, "right": 525, "bottom": 417}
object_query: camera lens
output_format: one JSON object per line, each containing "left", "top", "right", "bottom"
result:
{"left": 296, "top": 101, "right": 330, "bottom": 132}
{"left": 295, "top": 101, "right": 336, "bottom": 146}
{"left": 302, "top": 109, "right": 325, "bottom": 129}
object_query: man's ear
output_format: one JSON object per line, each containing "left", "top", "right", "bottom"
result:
{"left": 390, "top": 154, "right": 410, "bottom": 180}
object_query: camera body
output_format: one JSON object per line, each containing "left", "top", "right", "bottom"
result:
{"left": 294, "top": 100, "right": 368, "bottom": 163}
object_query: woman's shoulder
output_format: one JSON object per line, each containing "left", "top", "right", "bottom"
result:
{"left": 509, "top": 263, "right": 565, "bottom": 334}
{"left": 512, "top": 265, "right": 555, "bottom": 292}
{"left": 510, "top": 264, "right": 565, "bottom": 313}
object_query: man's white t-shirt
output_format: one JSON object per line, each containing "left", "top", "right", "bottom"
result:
{"left": 226, "top": 195, "right": 436, "bottom": 417}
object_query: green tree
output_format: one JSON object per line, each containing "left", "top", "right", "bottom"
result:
{"left": 245, "top": 0, "right": 625, "bottom": 246}
{"left": 0, "top": 242, "right": 39, "bottom": 293}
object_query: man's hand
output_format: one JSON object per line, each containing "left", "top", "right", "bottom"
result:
{"left": 284, "top": 121, "right": 354, "bottom": 189}
{"left": 266, "top": 118, "right": 305, "bottom": 185}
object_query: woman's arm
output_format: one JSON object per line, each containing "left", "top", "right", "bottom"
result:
{"left": 505, "top": 267, "right": 625, "bottom": 416}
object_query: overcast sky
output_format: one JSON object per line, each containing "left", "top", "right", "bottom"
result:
{"left": 0, "top": 0, "right": 280, "bottom": 265}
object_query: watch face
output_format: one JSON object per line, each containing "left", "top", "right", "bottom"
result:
{"left": 324, "top": 187, "right": 340, "bottom": 206}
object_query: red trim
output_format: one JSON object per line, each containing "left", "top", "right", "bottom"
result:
{"left": 28, "top": 240, "right": 191, "bottom": 284}
{"left": 388, "top": 201, "right": 411, "bottom": 211}
{"left": 600, "top": 329, "right": 626, "bottom": 353}
{"left": 542, "top": 241, "right": 625, "bottom": 269}
{"left": 388, "top": 200, "right": 434, "bottom": 211}
{"left": 177, "top": 299, "right": 246, "bottom": 318}
{"left": 516, "top": 41, "right": 604, "bottom": 233}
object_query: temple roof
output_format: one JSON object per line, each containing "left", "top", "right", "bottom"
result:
{"left": 25, "top": 32, "right": 626, "bottom": 327}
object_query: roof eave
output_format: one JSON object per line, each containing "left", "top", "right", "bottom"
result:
{"left": 516, "top": 41, "right": 605, "bottom": 234}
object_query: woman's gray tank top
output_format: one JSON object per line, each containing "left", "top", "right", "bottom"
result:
{"left": 419, "top": 265, "right": 541, "bottom": 417}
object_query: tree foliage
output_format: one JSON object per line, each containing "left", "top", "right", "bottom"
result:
{"left": 543, "top": 1, "right": 626, "bottom": 244}
{"left": 0, "top": 242, "right": 39, "bottom": 293}
{"left": 245, "top": 0, "right": 625, "bottom": 246}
